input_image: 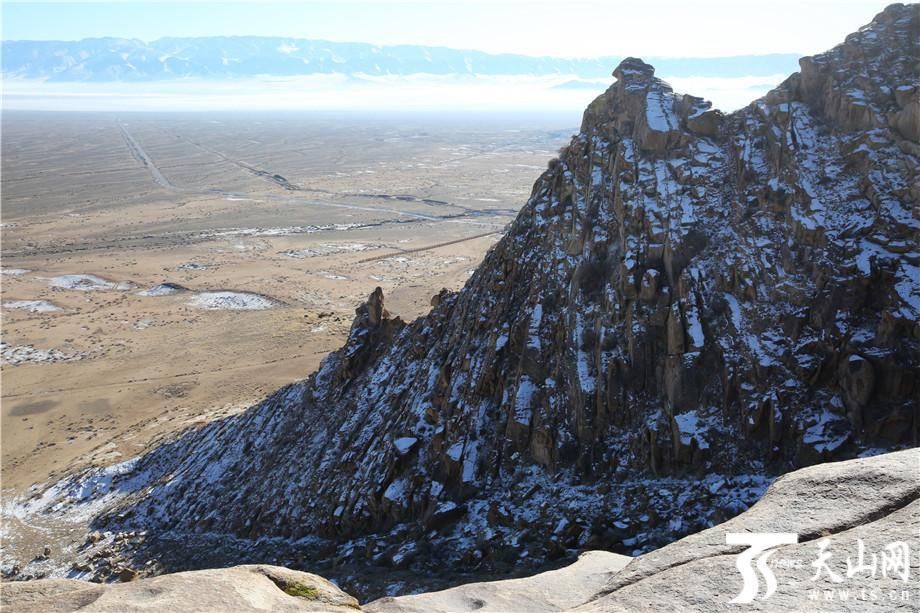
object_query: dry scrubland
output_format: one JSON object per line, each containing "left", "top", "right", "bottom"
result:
{"left": 0, "top": 111, "right": 572, "bottom": 502}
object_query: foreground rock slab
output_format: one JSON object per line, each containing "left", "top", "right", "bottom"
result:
{"left": 0, "top": 565, "right": 360, "bottom": 612}
{"left": 366, "top": 550, "right": 630, "bottom": 613}
{"left": 575, "top": 448, "right": 920, "bottom": 611}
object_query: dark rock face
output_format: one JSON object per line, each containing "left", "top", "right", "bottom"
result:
{"left": 34, "top": 3, "right": 918, "bottom": 595}
{"left": 364, "top": 449, "right": 920, "bottom": 613}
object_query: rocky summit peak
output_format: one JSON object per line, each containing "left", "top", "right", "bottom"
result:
{"left": 359, "top": 286, "right": 390, "bottom": 328}
{"left": 611, "top": 56, "right": 656, "bottom": 82}
{"left": 26, "top": 4, "right": 920, "bottom": 600}
{"left": 334, "top": 286, "right": 404, "bottom": 387}
{"left": 583, "top": 55, "right": 717, "bottom": 153}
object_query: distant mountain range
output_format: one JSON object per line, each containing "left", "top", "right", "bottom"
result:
{"left": 1, "top": 37, "right": 799, "bottom": 81}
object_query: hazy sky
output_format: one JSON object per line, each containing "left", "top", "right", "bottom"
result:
{"left": 2, "top": 0, "right": 892, "bottom": 58}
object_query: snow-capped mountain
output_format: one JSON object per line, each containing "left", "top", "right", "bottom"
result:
{"left": 1, "top": 36, "right": 799, "bottom": 82}
{"left": 14, "top": 3, "right": 918, "bottom": 600}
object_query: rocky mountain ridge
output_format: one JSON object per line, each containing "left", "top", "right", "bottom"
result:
{"left": 7, "top": 2, "right": 918, "bottom": 600}
{"left": 2, "top": 36, "right": 798, "bottom": 82}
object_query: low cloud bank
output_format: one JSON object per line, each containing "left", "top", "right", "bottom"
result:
{"left": 2, "top": 73, "right": 785, "bottom": 114}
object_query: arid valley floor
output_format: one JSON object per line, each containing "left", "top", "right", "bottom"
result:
{"left": 0, "top": 111, "right": 574, "bottom": 567}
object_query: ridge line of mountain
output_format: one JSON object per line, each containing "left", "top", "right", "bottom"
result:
{"left": 2, "top": 36, "right": 801, "bottom": 82}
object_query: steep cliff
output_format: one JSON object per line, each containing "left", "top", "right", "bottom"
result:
{"left": 18, "top": 2, "right": 919, "bottom": 598}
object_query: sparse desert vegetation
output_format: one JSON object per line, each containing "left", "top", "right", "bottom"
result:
{"left": 0, "top": 111, "right": 572, "bottom": 503}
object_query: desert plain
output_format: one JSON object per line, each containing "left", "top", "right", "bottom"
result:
{"left": 0, "top": 110, "right": 573, "bottom": 567}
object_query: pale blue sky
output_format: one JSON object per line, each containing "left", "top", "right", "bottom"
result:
{"left": 2, "top": 1, "right": 893, "bottom": 58}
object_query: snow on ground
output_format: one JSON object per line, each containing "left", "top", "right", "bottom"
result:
{"left": 645, "top": 87, "right": 677, "bottom": 132}
{"left": 0, "top": 268, "right": 30, "bottom": 276}
{"left": 513, "top": 376, "right": 537, "bottom": 426}
{"left": 383, "top": 477, "right": 409, "bottom": 504}
{"left": 188, "top": 291, "right": 277, "bottom": 310}
{"left": 895, "top": 261, "right": 920, "bottom": 318}
{"left": 393, "top": 437, "right": 418, "bottom": 455}
{"left": 48, "top": 274, "right": 132, "bottom": 291}
{"left": 802, "top": 407, "right": 850, "bottom": 454}
{"left": 2, "top": 300, "right": 62, "bottom": 313}
{"left": 210, "top": 224, "right": 365, "bottom": 239}
{"left": 10, "top": 457, "right": 151, "bottom": 524}
{"left": 723, "top": 292, "right": 743, "bottom": 329}
{"left": 673, "top": 411, "right": 711, "bottom": 449}
{"left": 282, "top": 243, "right": 379, "bottom": 258}
{"left": 1, "top": 342, "right": 88, "bottom": 366}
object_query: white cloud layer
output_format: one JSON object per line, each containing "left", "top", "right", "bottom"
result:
{"left": 2, "top": 73, "right": 783, "bottom": 114}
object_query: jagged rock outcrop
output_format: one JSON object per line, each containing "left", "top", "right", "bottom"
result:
{"left": 14, "top": 2, "right": 918, "bottom": 599}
